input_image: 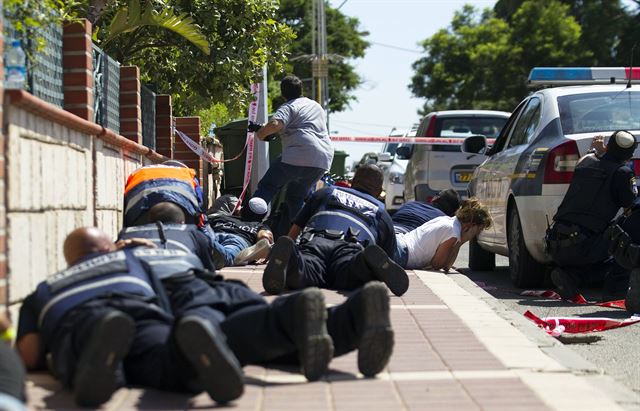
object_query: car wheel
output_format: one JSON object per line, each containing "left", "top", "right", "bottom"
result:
{"left": 508, "top": 208, "right": 545, "bottom": 287}
{"left": 469, "top": 237, "right": 495, "bottom": 271}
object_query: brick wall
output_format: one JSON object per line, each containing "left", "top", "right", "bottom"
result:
{"left": 4, "top": 90, "right": 165, "bottom": 314}
{"left": 0, "top": 0, "right": 6, "bottom": 310}
{"left": 62, "top": 20, "right": 93, "bottom": 121}
{"left": 174, "top": 117, "right": 203, "bottom": 181}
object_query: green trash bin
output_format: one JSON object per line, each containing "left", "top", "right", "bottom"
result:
{"left": 215, "top": 116, "right": 279, "bottom": 197}
{"left": 330, "top": 150, "right": 349, "bottom": 177}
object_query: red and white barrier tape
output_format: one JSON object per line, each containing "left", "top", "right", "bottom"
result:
{"left": 234, "top": 83, "right": 261, "bottom": 212}
{"left": 524, "top": 310, "right": 640, "bottom": 337}
{"left": 329, "top": 136, "right": 496, "bottom": 145}
{"left": 175, "top": 129, "right": 222, "bottom": 163}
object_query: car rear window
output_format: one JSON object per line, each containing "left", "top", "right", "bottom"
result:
{"left": 431, "top": 116, "right": 508, "bottom": 152}
{"left": 438, "top": 117, "right": 507, "bottom": 138}
{"left": 557, "top": 91, "right": 640, "bottom": 135}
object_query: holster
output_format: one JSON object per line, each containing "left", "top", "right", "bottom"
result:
{"left": 545, "top": 222, "right": 586, "bottom": 254}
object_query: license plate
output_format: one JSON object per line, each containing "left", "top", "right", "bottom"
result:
{"left": 454, "top": 171, "right": 472, "bottom": 183}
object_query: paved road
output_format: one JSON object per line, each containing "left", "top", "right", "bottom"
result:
{"left": 454, "top": 244, "right": 640, "bottom": 395}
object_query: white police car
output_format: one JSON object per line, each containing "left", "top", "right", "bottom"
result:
{"left": 378, "top": 127, "right": 418, "bottom": 212}
{"left": 463, "top": 67, "right": 640, "bottom": 287}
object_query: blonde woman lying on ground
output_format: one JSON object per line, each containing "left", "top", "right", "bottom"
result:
{"left": 395, "top": 198, "right": 492, "bottom": 271}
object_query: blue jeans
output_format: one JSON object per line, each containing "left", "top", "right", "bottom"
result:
{"left": 252, "top": 156, "right": 326, "bottom": 220}
{"left": 394, "top": 236, "right": 409, "bottom": 268}
{"left": 213, "top": 232, "right": 250, "bottom": 266}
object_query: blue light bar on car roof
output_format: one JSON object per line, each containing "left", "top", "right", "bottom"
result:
{"left": 528, "top": 67, "right": 640, "bottom": 86}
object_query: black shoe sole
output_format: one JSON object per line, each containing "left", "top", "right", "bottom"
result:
{"left": 551, "top": 268, "right": 579, "bottom": 300}
{"left": 626, "top": 269, "right": 640, "bottom": 314}
{"left": 73, "top": 311, "right": 135, "bottom": 407}
{"left": 263, "top": 237, "right": 294, "bottom": 294}
{"left": 175, "top": 316, "right": 244, "bottom": 403}
{"left": 363, "top": 245, "right": 409, "bottom": 296}
{"left": 358, "top": 282, "right": 394, "bottom": 377}
{"left": 294, "top": 288, "right": 333, "bottom": 381}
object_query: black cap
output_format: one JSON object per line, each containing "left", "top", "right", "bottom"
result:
{"left": 432, "top": 189, "right": 461, "bottom": 217}
{"left": 607, "top": 130, "right": 637, "bottom": 162}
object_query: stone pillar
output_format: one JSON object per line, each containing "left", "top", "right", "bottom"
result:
{"left": 174, "top": 117, "right": 203, "bottom": 181}
{"left": 155, "top": 95, "right": 173, "bottom": 158}
{"left": 119, "top": 66, "right": 142, "bottom": 144}
{"left": 62, "top": 19, "right": 94, "bottom": 121}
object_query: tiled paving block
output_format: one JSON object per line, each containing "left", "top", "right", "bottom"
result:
{"left": 330, "top": 379, "right": 406, "bottom": 410}
{"left": 462, "top": 378, "right": 551, "bottom": 411}
{"left": 396, "top": 380, "right": 481, "bottom": 411}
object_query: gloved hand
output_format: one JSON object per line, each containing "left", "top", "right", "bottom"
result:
{"left": 247, "top": 121, "right": 263, "bottom": 132}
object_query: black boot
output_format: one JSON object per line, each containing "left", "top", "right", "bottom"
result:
{"left": 263, "top": 236, "right": 299, "bottom": 294}
{"left": 551, "top": 267, "right": 579, "bottom": 300}
{"left": 73, "top": 311, "right": 135, "bottom": 407}
{"left": 362, "top": 245, "right": 409, "bottom": 296}
{"left": 292, "top": 288, "right": 334, "bottom": 381}
{"left": 356, "top": 282, "right": 394, "bottom": 377}
{"left": 626, "top": 268, "right": 640, "bottom": 314}
{"left": 175, "top": 316, "right": 244, "bottom": 403}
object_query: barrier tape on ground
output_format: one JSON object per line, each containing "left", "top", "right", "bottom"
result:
{"left": 329, "top": 136, "right": 496, "bottom": 145}
{"left": 524, "top": 310, "right": 640, "bottom": 337}
{"left": 234, "top": 83, "right": 261, "bottom": 213}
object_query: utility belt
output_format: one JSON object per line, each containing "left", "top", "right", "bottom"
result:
{"left": 300, "top": 227, "right": 365, "bottom": 246}
{"left": 545, "top": 222, "right": 589, "bottom": 252}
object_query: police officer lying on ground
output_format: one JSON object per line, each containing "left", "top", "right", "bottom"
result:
{"left": 0, "top": 313, "right": 26, "bottom": 411}
{"left": 546, "top": 130, "right": 638, "bottom": 300}
{"left": 208, "top": 195, "right": 274, "bottom": 269}
{"left": 395, "top": 198, "right": 492, "bottom": 271}
{"left": 124, "top": 160, "right": 215, "bottom": 245}
{"left": 118, "top": 201, "right": 216, "bottom": 270}
{"left": 18, "top": 227, "right": 394, "bottom": 406}
{"left": 262, "top": 164, "right": 409, "bottom": 296}
{"left": 392, "top": 189, "right": 461, "bottom": 234}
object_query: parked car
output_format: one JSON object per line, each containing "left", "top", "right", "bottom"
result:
{"left": 378, "top": 127, "right": 418, "bottom": 211}
{"left": 462, "top": 67, "right": 640, "bottom": 287}
{"left": 397, "top": 110, "right": 510, "bottom": 203}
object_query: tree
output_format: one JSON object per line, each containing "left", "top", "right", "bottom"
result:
{"left": 410, "top": 0, "right": 590, "bottom": 113}
{"left": 79, "top": 0, "right": 295, "bottom": 116}
{"left": 278, "top": 0, "right": 369, "bottom": 113}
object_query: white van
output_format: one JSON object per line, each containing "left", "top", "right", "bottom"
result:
{"left": 398, "top": 110, "right": 510, "bottom": 202}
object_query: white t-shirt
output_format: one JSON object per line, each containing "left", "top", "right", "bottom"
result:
{"left": 397, "top": 216, "right": 461, "bottom": 269}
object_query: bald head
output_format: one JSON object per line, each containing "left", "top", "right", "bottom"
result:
{"left": 351, "top": 164, "right": 384, "bottom": 198}
{"left": 63, "top": 227, "right": 115, "bottom": 266}
{"left": 146, "top": 202, "right": 186, "bottom": 224}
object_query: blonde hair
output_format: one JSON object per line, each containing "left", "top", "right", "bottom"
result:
{"left": 455, "top": 197, "right": 492, "bottom": 230}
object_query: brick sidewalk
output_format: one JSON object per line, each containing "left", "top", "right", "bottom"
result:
{"left": 25, "top": 267, "right": 624, "bottom": 410}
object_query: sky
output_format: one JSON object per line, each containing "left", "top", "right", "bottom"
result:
{"left": 325, "top": 0, "right": 497, "bottom": 168}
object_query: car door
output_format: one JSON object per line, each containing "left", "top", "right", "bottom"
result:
{"left": 490, "top": 97, "right": 542, "bottom": 245}
{"left": 473, "top": 101, "right": 527, "bottom": 245}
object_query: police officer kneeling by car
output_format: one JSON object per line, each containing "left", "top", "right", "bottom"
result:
{"left": 546, "top": 130, "right": 638, "bottom": 300}
{"left": 262, "top": 164, "right": 409, "bottom": 296}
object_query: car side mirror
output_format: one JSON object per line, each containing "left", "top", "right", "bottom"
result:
{"left": 396, "top": 145, "right": 412, "bottom": 159}
{"left": 461, "top": 135, "right": 488, "bottom": 155}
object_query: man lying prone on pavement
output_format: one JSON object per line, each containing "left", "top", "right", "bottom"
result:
{"left": 16, "top": 227, "right": 395, "bottom": 407}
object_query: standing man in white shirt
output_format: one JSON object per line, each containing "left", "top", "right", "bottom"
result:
{"left": 244, "top": 75, "right": 334, "bottom": 225}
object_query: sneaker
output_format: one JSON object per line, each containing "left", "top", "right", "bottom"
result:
{"left": 234, "top": 238, "right": 271, "bottom": 266}
{"left": 263, "top": 236, "right": 296, "bottom": 294}
{"left": 626, "top": 268, "right": 640, "bottom": 314}
{"left": 357, "top": 282, "right": 394, "bottom": 377}
{"left": 293, "top": 288, "right": 334, "bottom": 381}
{"left": 175, "top": 316, "right": 244, "bottom": 403}
{"left": 73, "top": 311, "right": 135, "bottom": 407}
{"left": 551, "top": 268, "right": 579, "bottom": 300}
{"left": 363, "top": 245, "right": 409, "bottom": 296}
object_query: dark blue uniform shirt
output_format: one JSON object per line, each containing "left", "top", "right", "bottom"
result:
{"left": 392, "top": 201, "right": 445, "bottom": 234}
